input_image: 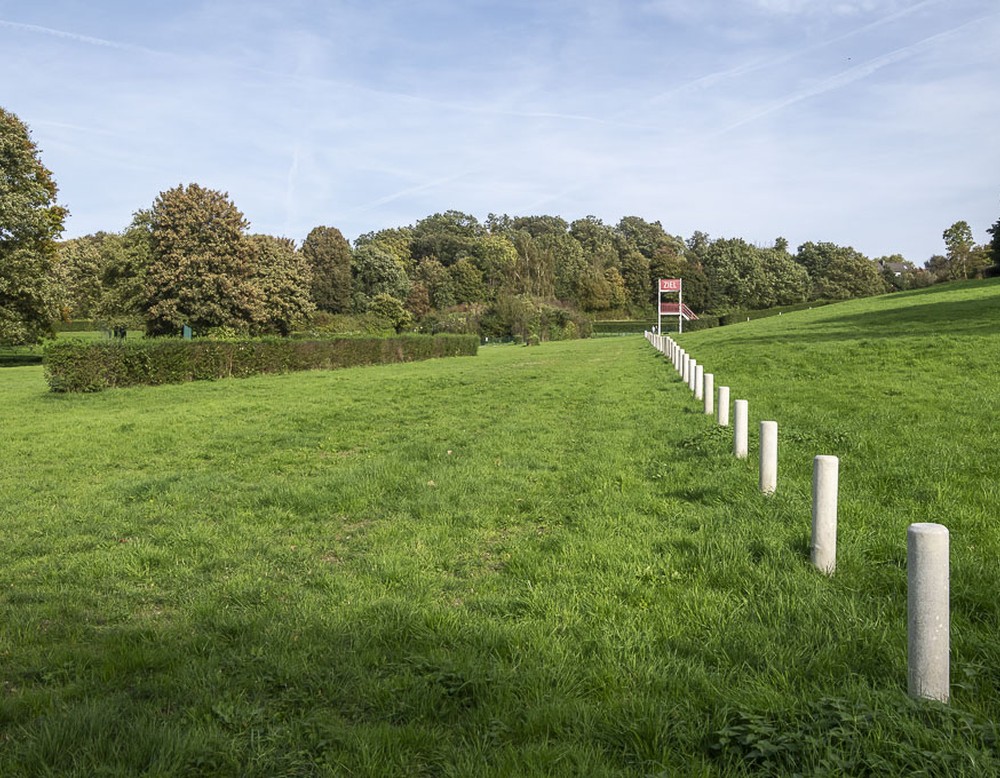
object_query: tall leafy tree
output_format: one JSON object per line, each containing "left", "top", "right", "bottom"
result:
{"left": 569, "top": 216, "right": 618, "bottom": 268}
{"left": 449, "top": 257, "right": 486, "bottom": 304}
{"left": 145, "top": 183, "right": 256, "bottom": 336}
{"left": 701, "top": 238, "right": 772, "bottom": 312}
{"left": 354, "top": 226, "right": 414, "bottom": 273}
{"left": 618, "top": 248, "right": 651, "bottom": 307}
{"left": 411, "top": 211, "right": 484, "bottom": 266}
{"left": 988, "top": 209, "right": 1000, "bottom": 269}
{"left": 760, "top": 245, "right": 810, "bottom": 306}
{"left": 95, "top": 211, "right": 151, "bottom": 330}
{"left": 351, "top": 245, "right": 411, "bottom": 311}
{"left": 53, "top": 234, "right": 107, "bottom": 321}
{"left": 475, "top": 233, "right": 519, "bottom": 297}
{"left": 302, "top": 225, "right": 352, "bottom": 313}
{"left": 507, "top": 231, "right": 556, "bottom": 298}
{"left": 942, "top": 220, "right": 976, "bottom": 280}
{"left": 795, "top": 242, "right": 886, "bottom": 300}
{"left": 0, "top": 107, "right": 68, "bottom": 343}
{"left": 413, "top": 259, "right": 454, "bottom": 310}
{"left": 246, "top": 234, "right": 314, "bottom": 335}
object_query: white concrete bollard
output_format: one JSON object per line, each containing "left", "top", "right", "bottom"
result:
{"left": 682, "top": 354, "right": 690, "bottom": 383}
{"left": 717, "top": 386, "right": 730, "bottom": 426}
{"left": 703, "top": 373, "right": 714, "bottom": 415}
{"left": 908, "top": 523, "right": 950, "bottom": 703}
{"left": 689, "top": 360, "right": 699, "bottom": 393}
{"left": 811, "top": 456, "right": 839, "bottom": 574}
{"left": 759, "top": 421, "right": 777, "bottom": 494}
{"left": 733, "top": 400, "right": 748, "bottom": 458}
{"left": 694, "top": 364, "right": 704, "bottom": 399}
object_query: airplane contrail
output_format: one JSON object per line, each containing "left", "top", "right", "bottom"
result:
{"left": 708, "top": 12, "right": 997, "bottom": 139}
{"left": 0, "top": 18, "right": 160, "bottom": 56}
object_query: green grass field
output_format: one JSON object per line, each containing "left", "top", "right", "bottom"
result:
{"left": 1, "top": 282, "right": 999, "bottom": 776}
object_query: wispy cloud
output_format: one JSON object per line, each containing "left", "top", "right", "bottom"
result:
{"left": 2, "top": 0, "right": 997, "bottom": 261}
{"left": 0, "top": 18, "right": 160, "bottom": 55}
{"left": 708, "top": 11, "right": 998, "bottom": 138}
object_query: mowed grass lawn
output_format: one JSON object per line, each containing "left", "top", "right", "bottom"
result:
{"left": 1, "top": 281, "right": 999, "bottom": 776}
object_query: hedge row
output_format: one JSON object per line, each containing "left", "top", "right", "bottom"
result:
{"left": 44, "top": 334, "right": 479, "bottom": 392}
{"left": 592, "top": 321, "right": 648, "bottom": 334}
{"left": 719, "top": 300, "right": 835, "bottom": 325}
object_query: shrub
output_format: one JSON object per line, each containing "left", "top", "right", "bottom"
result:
{"left": 44, "top": 335, "right": 479, "bottom": 392}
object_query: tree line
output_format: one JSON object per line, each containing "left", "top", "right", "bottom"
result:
{"left": 3, "top": 106, "right": 999, "bottom": 344}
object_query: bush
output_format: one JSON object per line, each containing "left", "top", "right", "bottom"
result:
{"left": 44, "top": 335, "right": 479, "bottom": 392}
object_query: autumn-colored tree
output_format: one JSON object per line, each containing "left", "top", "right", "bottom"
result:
{"left": 145, "top": 183, "right": 258, "bottom": 336}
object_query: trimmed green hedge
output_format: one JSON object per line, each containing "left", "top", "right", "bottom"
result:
{"left": 44, "top": 334, "right": 479, "bottom": 393}
{"left": 55, "top": 319, "right": 99, "bottom": 332}
{"left": 718, "top": 300, "right": 834, "bottom": 325}
{"left": 592, "top": 321, "right": 648, "bottom": 334}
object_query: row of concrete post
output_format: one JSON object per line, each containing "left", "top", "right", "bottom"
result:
{"left": 645, "top": 331, "right": 950, "bottom": 704}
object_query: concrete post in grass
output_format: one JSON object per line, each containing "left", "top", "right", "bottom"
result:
{"left": 811, "top": 456, "right": 839, "bottom": 574}
{"left": 759, "top": 421, "right": 777, "bottom": 494}
{"left": 717, "top": 386, "right": 730, "bottom": 426}
{"left": 689, "top": 360, "right": 699, "bottom": 393}
{"left": 704, "top": 373, "right": 714, "bottom": 415}
{"left": 908, "top": 523, "right": 950, "bottom": 703}
{"left": 682, "top": 353, "right": 690, "bottom": 384}
{"left": 694, "top": 365, "right": 704, "bottom": 400}
{"left": 733, "top": 400, "right": 748, "bottom": 458}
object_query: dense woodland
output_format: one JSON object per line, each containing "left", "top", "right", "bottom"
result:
{"left": 3, "top": 106, "right": 1000, "bottom": 345}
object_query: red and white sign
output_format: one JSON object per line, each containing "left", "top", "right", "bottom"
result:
{"left": 659, "top": 278, "right": 682, "bottom": 292}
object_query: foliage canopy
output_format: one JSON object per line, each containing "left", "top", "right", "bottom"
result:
{"left": 0, "top": 107, "right": 67, "bottom": 344}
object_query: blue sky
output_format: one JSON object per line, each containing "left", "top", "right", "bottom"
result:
{"left": 3, "top": 0, "right": 998, "bottom": 262}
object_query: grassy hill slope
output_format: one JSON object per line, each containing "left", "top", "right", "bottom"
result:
{"left": 1, "top": 281, "right": 999, "bottom": 775}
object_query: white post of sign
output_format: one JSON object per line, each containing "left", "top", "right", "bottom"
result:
{"left": 657, "top": 288, "right": 662, "bottom": 336}
{"left": 679, "top": 281, "right": 684, "bottom": 334}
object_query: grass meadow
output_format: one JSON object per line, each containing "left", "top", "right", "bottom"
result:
{"left": 2, "top": 280, "right": 1000, "bottom": 775}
